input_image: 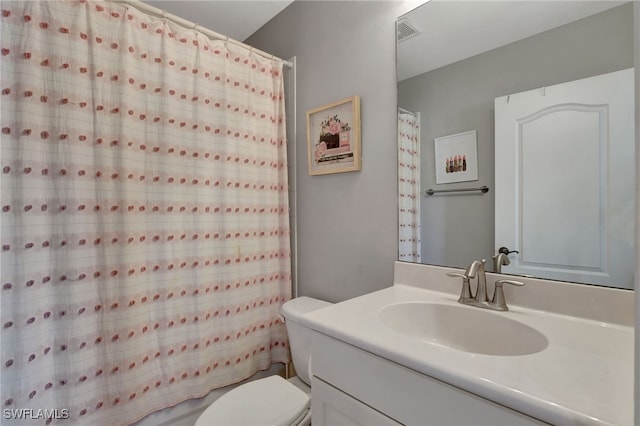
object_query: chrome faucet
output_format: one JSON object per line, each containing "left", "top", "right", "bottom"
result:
{"left": 447, "top": 259, "right": 524, "bottom": 311}
{"left": 466, "top": 259, "right": 489, "bottom": 304}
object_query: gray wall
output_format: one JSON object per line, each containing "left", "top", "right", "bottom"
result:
{"left": 398, "top": 4, "right": 634, "bottom": 270}
{"left": 247, "top": 2, "right": 412, "bottom": 302}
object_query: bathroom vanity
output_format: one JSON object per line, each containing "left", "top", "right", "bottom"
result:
{"left": 302, "top": 262, "right": 633, "bottom": 425}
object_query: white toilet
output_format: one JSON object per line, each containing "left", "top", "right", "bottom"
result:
{"left": 195, "top": 296, "right": 331, "bottom": 426}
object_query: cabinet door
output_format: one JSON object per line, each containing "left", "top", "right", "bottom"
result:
{"left": 312, "top": 377, "right": 402, "bottom": 426}
{"left": 312, "top": 332, "right": 548, "bottom": 426}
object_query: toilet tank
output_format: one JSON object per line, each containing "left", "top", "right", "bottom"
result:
{"left": 281, "top": 297, "right": 331, "bottom": 385}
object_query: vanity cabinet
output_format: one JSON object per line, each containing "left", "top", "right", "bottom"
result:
{"left": 312, "top": 378, "right": 402, "bottom": 425}
{"left": 311, "top": 331, "right": 547, "bottom": 426}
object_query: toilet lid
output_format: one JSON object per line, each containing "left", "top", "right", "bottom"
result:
{"left": 195, "top": 375, "right": 310, "bottom": 426}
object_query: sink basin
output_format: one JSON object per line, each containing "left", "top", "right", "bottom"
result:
{"left": 378, "top": 302, "right": 548, "bottom": 356}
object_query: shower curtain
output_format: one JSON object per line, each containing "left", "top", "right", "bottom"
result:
{"left": 398, "top": 110, "right": 421, "bottom": 263}
{"left": 1, "top": 1, "right": 291, "bottom": 424}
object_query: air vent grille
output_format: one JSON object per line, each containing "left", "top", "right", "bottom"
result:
{"left": 397, "top": 18, "right": 420, "bottom": 43}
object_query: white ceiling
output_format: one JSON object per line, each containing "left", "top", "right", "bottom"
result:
{"left": 137, "top": 1, "right": 627, "bottom": 78}
{"left": 397, "top": 1, "right": 628, "bottom": 81}
{"left": 143, "top": 0, "right": 294, "bottom": 41}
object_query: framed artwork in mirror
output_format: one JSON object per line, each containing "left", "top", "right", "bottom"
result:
{"left": 306, "top": 95, "right": 361, "bottom": 176}
{"left": 434, "top": 130, "right": 478, "bottom": 184}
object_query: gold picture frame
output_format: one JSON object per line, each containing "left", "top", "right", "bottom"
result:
{"left": 306, "top": 95, "right": 361, "bottom": 175}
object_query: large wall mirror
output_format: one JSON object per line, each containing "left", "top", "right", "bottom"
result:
{"left": 397, "top": 1, "right": 635, "bottom": 289}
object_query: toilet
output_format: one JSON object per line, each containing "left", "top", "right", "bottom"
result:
{"left": 195, "top": 297, "right": 331, "bottom": 426}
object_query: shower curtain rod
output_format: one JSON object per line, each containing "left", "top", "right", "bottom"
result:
{"left": 106, "top": 0, "right": 293, "bottom": 68}
{"left": 398, "top": 107, "right": 417, "bottom": 117}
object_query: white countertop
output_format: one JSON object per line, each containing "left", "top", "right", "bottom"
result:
{"left": 303, "top": 284, "right": 633, "bottom": 426}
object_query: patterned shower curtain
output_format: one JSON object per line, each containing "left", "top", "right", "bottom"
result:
{"left": 1, "top": 1, "right": 291, "bottom": 424}
{"left": 398, "top": 110, "right": 421, "bottom": 263}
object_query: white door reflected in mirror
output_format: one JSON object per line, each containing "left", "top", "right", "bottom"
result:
{"left": 494, "top": 68, "right": 634, "bottom": 289}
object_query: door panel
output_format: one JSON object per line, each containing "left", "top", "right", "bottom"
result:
{"left": 494, "top": 68, "right": 634, "bottom": 288}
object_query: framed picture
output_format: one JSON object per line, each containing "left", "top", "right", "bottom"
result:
{"left": 306, "top": 96, "right": 361, "bottom": 175}
{"left": 434, "top": 130, "right": 478, "bottom": 184}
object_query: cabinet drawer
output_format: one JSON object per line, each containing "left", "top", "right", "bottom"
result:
{"left": 312, "top": 377, "right": 402, "bottom": 426}
{"left": 311, "top": 331, "right": 547, "bottom": 426}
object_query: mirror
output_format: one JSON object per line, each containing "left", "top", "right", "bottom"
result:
{"left": 397, "top": 1, "right": 635, "bottom": 289}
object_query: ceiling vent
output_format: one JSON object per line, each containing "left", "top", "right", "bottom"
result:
{"left": 397, "top": 18, "right": 420, "bottom": 43}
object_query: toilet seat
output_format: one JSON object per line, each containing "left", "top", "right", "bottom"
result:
{"left": 195, "top": 375, "right": 310, "bottom": 426}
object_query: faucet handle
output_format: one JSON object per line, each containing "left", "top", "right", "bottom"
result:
{"left": 491, "top": 279, "right": 524, "bottom": 311}
{"left": 496, "top": 279, "right": 524, "bottom": 287}
{"left": 446, "top": 272, "right": 467, "bottom": 279}
{"left": 446, "top": 272, "right": 473, "bottom": 302}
